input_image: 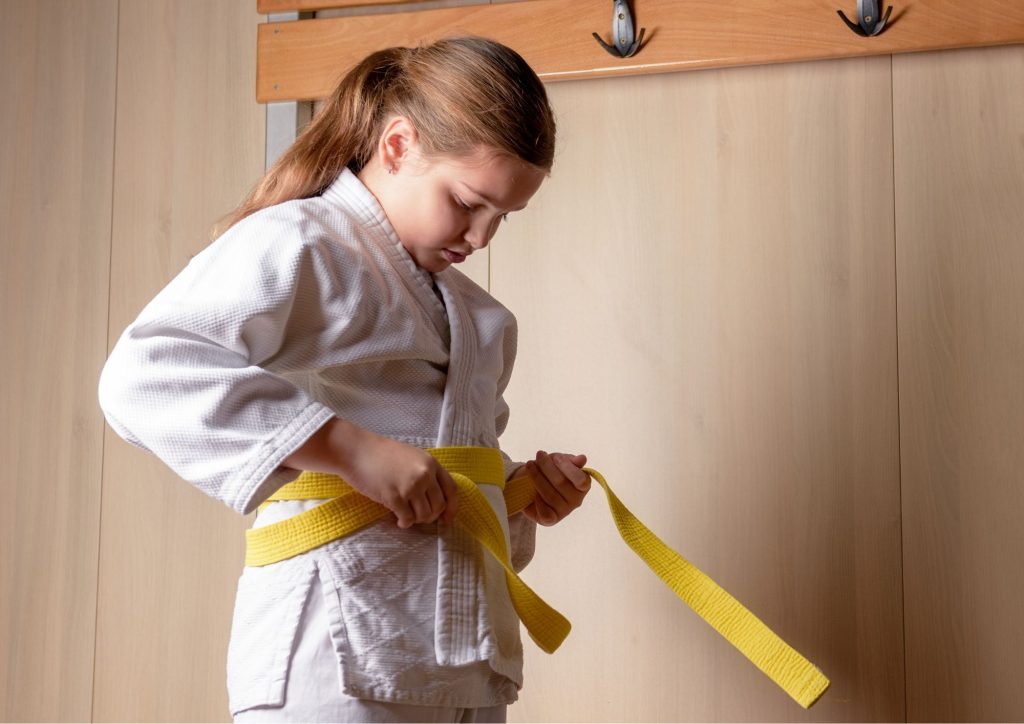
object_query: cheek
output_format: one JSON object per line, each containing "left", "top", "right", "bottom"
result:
{"left": 425, "top": 201, "right": 462, "bottom": 241}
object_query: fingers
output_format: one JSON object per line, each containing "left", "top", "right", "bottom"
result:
{"left": 524, "top": 497, "right": 560, "bottom": 526}
{"left": 535, "top": 451, "right": 590, "bottom": 494}
{"left": 392, "top": 461, "right": 459, "bottom": 528}
{"left": 392, "top": 497, "right": 417, "bottom": 529}
{"left": 526, "top": 450, "right": 591, "bottom": 524}
{"left": 423, "top": 484, "right": 447, "bottom": 522}
{"left": 552, "top": 452, "right": 591, "bottom": 491}
{"left": 438, "top": 468, "right": 459, "bottom": 525}
{"left": 387, "top": 449, "right": 591, "bottom": 530}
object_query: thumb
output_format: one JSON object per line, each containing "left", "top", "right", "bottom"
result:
{"left": 570, "top": 453, "right": 588, "bottom": 467}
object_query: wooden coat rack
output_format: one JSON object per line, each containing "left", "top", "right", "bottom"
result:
{"left": 256, "top": 0, "right": 1024, "bottom": 169}
{"left": 256, "top": 0, "right": 1024, "bottom": 103}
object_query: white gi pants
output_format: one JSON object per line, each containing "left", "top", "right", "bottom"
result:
{"left": 232, "top": 570, "right": 508, "bottom": 724}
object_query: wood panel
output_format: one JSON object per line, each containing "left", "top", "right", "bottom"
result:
{"left": 492, "top": 55, "right": 903, "bottom": 721}
{"left": 260, "top": 0, "right": 445, "bottom": 11}
{"left": 0, "top": 1, "right": 117, "bottom": 720}
{"left": 894, "top": 43, "right": 1024, "bottom": 722}
{"left": 256, "top": 0, "right": 1024, "bottom": 102}
{"left": 92, "top": 1, "right": 267, "bottom": 721}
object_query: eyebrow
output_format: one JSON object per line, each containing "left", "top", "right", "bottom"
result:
{"left": 462, "top": 184, "right": 527, "bottom": 212}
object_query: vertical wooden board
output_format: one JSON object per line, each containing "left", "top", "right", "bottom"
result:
{"left": 0, "top": 1, "right": 117, "bottom": 720}
{"left": 94, "top": 0, "right": 265, "bottom": 721}
{"left": 894, "top": 44, "right": 1024, "bottom": 723}
{"left": 493, "top": 57, "right": 903, "bottom": 721}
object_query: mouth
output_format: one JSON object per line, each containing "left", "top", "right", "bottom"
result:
{"left": 443, "top": 249, "right": 468, "bottom": 263}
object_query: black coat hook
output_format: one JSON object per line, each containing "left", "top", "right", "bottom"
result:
{"left": 593, "top": 0, "right": 646, "bottom": 58}
{"left": 838, "top": 0, "right": 893, "bottom": 36}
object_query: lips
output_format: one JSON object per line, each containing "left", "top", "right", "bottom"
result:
{"left": 443, "top": 249, "right": 468, "bottom": 263}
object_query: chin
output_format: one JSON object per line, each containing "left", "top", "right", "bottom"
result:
{"left": 418, "top": 259, "right": 448, "bottom": 274}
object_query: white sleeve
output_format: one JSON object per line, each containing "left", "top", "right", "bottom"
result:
{"left": 98, "top": 211, "right": 341, "bottom": 515}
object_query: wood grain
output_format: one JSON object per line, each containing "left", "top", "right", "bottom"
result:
{"left": 92, "top": 1, "right": 266, "bottom": 721}
{"left": 260, "top": 0, "right": 451, "bottom": 11}
{"left": 492, "top": 55, "right": 904, "bottom": 721}
{"left": 256, "top": 0, "right": 1024, "bottom": 102}
{"left": 894, "top": 43, "right": 1024, "bottom": 722}
{"left": 0, "top": 1, "right": 117, "bottom": 720}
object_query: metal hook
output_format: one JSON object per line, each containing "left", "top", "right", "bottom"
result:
{"left": 592, "top": 0, "right": 646, "bottom": 58}
{"left": 837, "top": 0, "right": 893, "bottom": 36}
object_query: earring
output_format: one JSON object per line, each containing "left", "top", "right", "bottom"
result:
{"left": 387, "top": 165, "right": 397, "bottom": 175}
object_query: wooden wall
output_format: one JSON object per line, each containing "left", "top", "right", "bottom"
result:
{"left": 1, "top": 1, "right": 117, "bottom": 720}
{"left": 496, "top": 54, "right": 904, "bottom": 722}
{"left": 1, "top": 0, "right": 265, "bottom": 721}
{"left": 1, "top": 0, "right": 1021, "bottom": 720}
{"left": 93, "top": 1, "right": 266, "bottom": 720}
{"left": 894, "top": 44, "right": 1024, "bottom": 722}
{"left": 494, "top": 43, "right": 1024, "bottom": 722}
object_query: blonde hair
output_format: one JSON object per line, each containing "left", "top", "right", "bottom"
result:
{"left": 211, "top": 36, "right": 556, "bottom": 240}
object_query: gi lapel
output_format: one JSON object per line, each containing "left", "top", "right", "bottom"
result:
{"left": 432, "top": 271, "right": 477, "bottom": 448}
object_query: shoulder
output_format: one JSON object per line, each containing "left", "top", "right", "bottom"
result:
{"left": 196, "top": 197, "right": 372, "bottom": 275}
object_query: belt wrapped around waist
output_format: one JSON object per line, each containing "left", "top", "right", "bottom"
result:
{"left": 244, "top": 446, "right": 830, "bottom": 709}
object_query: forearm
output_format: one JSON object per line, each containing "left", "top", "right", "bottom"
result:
{"left": 282, "top": 416, "right": 371, "bottom": 478}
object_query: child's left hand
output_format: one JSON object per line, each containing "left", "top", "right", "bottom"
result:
{"left": 519, "top": 450, "right": 592, "bottom": 526}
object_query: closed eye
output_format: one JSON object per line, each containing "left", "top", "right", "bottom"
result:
{"left": 456, "top": 194, "right": 511, "bottom": 223}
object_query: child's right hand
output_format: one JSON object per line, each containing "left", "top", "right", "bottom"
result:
{"left": 338, "top": 428, "right": 460, "bottom": 529}
{"left": 283, "top": 417, "right": 459, "bottom": 528}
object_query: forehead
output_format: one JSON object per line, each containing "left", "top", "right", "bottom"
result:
{"left": 430, "top": 147, "right": 545, "bottom": 206}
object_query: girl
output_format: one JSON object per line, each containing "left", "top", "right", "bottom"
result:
{"left": 98, "top": 36, "right": 591, "bottom": 723}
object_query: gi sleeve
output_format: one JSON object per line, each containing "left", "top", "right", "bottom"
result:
{"left": 97, "top": 211, "right": 343, "bottom": 516}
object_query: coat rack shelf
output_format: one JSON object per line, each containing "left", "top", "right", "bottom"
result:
{"left": 256, "top": 0, "right": 1024, "bottom": 102}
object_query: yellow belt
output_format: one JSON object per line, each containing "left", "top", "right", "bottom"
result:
{"left": 245, "top": 447, "right": 830, "bottom": 709}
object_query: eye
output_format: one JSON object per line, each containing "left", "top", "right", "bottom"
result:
{"left": 500, "top": 213, "right": 510, "bottom": 223}
{"left": 454, "top": 196, "right": 472, "bottom": 212}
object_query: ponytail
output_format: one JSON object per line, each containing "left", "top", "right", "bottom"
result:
{"left": 210, "top": 37, "right": 555, "bottom": 240}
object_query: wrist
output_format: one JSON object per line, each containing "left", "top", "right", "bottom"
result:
{"left": 322, "top": 417, "right": 379, "bottom": 479}
{"left": 283, "top": 416, "right": 375, "bottom": 477}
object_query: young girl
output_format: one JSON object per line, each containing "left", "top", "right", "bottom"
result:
{"left": 97, "top": 36, "right": 592, "bottom": 723}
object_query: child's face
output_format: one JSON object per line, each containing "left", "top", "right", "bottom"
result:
{"left": 361, "top": 120, "right": 546, "bottom": 274}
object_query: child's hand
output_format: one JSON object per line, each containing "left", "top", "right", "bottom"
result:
{"left": 520, "top": 451, "right": 591, "bottom": 526}
{"left": 337, "top": 429, "right": 460, "bottom": 529}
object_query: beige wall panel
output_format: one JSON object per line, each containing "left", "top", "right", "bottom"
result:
{"left": 894, "top": 44, "right": 1024, "bottom": 722}
{"left": 0, "top": 0, "right": 117, "bottom": 720}
{"left": 94, "top": 1, "right": 266, "bottom": 721}
{"left": 493, "top": 57, "right": 903, "bottom": 721}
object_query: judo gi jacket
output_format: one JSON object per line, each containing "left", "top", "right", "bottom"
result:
{"left": 97, "top": 167, "right": 537, "bottom": 712}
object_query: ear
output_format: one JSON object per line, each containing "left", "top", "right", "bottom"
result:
{"left": 377, "top": 116, "right": 419, "bottom": 173}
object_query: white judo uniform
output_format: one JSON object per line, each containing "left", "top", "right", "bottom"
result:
{"left": 97, "top": 167, "right": 537, "bottom": 718}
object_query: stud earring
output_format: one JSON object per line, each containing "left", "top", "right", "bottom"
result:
{"left": 387, "top": 165, "right": 397, "bottom": 175}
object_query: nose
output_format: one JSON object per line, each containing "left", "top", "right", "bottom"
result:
{"left": 464, "top": 219, "right": 494, "bottom": 251}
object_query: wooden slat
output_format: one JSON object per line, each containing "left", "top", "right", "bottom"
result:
{"left": 92, "top": 1, "right": 260, "bottom": 721}
{"left": 257, "top": 0, "right": 1024, "bottom": 102}
{"left": 494, "top": 57, "right": 902, "bottom": 720}
{"left": 258, "top": 0, "right": 442, "bottom": 12}
{"left": 0, "top": 0, "right": 117, "bottom": 720}
{"left": 895, "top": 43, "right": 1024, "bottom": 721}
